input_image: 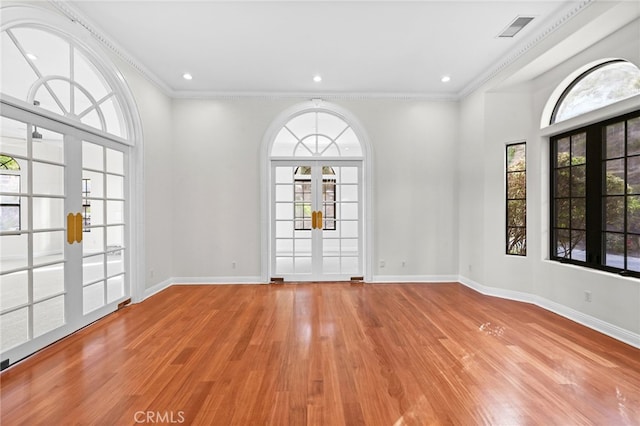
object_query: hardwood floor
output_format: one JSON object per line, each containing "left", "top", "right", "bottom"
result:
{"left": 1, "top": 283, "right": 639, "bottom": 425}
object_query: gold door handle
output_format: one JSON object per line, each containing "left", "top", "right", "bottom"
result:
{"left": 67, "top": 212, "right": 83, "bottom": 244}
{"left": 67, "top": 213, "right": 76, "bottom": 244}
{"left": 311, "top": 211, "right": 317, "bottom": 230}
{"left": 318, "top": 211, "right": 322, "bottom": 230}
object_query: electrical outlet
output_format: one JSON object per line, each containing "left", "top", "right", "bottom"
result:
{"left": 401, "top": 260, "right": 406, "bottom": 267}
{"left": 379, "top": 259, "right": 385, "bottom": 268}
{"left": 232, "top": 261, "right": 237, "bottom": 269}
{"left": 584, "top": 290, "right": 592, "bottom": 303}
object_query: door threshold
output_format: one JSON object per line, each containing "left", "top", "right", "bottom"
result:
{"left": 269, "top": 277, "right": 365, "bottom": 285}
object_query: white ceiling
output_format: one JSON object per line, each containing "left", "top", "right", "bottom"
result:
{"left": 66, "top": 1, "right": 581, "bottom": 97}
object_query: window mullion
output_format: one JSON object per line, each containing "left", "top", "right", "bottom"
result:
{"left": 585, "top": 125, "right": 603, "bottom": 266}
{"left": 623, "top": 120, "right": 629, "bottom": 271}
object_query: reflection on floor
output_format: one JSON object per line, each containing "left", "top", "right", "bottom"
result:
{"left": 1, "top": 283, "right": 638, "bottom": 424}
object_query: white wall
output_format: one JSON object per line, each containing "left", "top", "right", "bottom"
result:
{"left": 459, "top": 17, "right": 640, "bottom": 338}
{"left": 458, "top": 90, "right": 486, "bottom": 285}
{"left": 109, "top": 56, "right": 174, "bottom": 290}
{"left": 340, "top": 99, "right": 459, "bottom": 278}
{"left": 169, "top": 98, "right": 459, "bottom": 281}
{"left": 171, "top": 98, "right": 291, "bottom": 279}
{"left": 40, "top": 90, "right": 459, "bottom": 284}
{"left": 483, "top": 89, "right": 535, "bottom": 296}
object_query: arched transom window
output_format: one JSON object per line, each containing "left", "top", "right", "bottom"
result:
{"left": 1, "top": 25, "right": 127, "bottom": 139}
{"left": 551, "top": 60, "right": 640, "bottom": 124}
{"left": 271, "top": 111, "right": 363, "bottom": 158}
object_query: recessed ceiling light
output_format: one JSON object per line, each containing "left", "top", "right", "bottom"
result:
{"left": 441, "top": 75, "right": 451, "bottom": 83}
{"left": 313, "top": 75, "right": 322, "bottom": 83}
{"left": 183, "top": 73, "right": 193, "bottom": 80}
{"left": 26, "top": 53, "right": 37, "bottom": 60}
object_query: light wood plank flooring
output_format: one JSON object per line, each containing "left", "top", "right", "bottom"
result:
{"left": 1, "top": 283, "right": 639, "bottom": 425}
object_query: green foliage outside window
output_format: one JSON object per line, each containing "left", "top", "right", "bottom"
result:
{"left": 506, "top": 143, "right": 526, "bottom": 256}
{"left": 0, "top": 155, "right": 20, "bottom": 170}
{"left": 552, "top": 152, "right": 640, "bottom": 257}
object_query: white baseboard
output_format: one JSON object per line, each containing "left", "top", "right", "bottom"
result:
{"left": 143, "top": 277, "right": 173, "bottom": 300}
{"left": 371, "top": 275, "right": 459, "bottom": 283}
{"left": 172, "top": 276, "right": 265, "bottom": 285}
{"left": 142, "top": 275, "right": 454, "bottom": 300}
{"left": 458, "top": 275, "right": 640, "bottom": 350}
{"left": 142, "top": 276, "right": 265, "bottom": 301}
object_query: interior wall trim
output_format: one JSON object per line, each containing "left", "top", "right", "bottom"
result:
{"left": 48, "top": 0, "right": 594, "bottom": 101}
{"left": 142, "top": 276, "right": 454, "bottom": 301}
{"left": 172, "top": 277, "right": 265, "bottom": 285}
{"left": 142, "top": 277, "right": 266, "bottom": 300}
{"left": 48, "top": 0, "right": 173, "bottom": 95}
{"left": 458, "top": 275, "right": 640, "bottom": 350}
{"left": 170, "top": 91, "right": 459, "bottom": 101}
{"left": 371, "top": 275, "right": 459, "bottom": 283}
{"left": 142, "top": 278, "right": 174, "bottom": 301}
{"left": 458, "top": 0, "right": 595, "bottom": 98}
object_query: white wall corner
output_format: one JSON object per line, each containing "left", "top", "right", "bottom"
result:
{"left": 142, "top": 278, "right": 173, "bottom": 301}
{"left": 458, "top": 275, "right": 640, "bottom": 350}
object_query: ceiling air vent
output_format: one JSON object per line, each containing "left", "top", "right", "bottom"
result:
{"left": 498, "top": 16, "right": 534, "bottom": 38}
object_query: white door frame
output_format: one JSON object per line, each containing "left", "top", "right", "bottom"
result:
{"left": 260, "top": 100, "right": 373, "bottom": 282}
{"left": 0, "top": 101, "right": 137, "bottom": 366}
{"left": 270, "top": 160, "right": 363, "bottom": 281}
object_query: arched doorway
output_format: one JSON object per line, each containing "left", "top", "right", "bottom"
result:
{"left": 0, "top": 4, "right": 142, "bottom": 367}
{"left": 263, "top": 102, "right": 371, "bottom": 282}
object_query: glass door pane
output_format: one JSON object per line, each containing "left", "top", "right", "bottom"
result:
{"left": 31, "top": 127, "right": 66, "bottom": 345}
{"left": 321, "top": 165, "right": 361, "bottom": 278}
{"left": 0, "top": 117, "right": 67, "bottom": 355}
{"left": 272, "top": 162, "right": 362, "bottom": 281}
{"left": 1, "top": 111, "right": 130, "bottom": 368}
{"left": 81, "top": 141, "right": 127, "bottom": 314}
{"left": 273, "top": 164, "right": 314, "bottom": 278}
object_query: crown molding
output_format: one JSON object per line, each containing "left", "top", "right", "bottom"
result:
{"left": 48, "top": 0, "right": 173, "bottom": 96}
{"left": 457, "top": 0, "right": 595, "bottom": 99}
{"left": 48, "top": 0, "right": 595, "bottom": 102}
{"left": 171, "top": 90, "right": 458, "bottom": 102}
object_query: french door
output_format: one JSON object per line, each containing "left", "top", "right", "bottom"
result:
{"left": 272, "top": 160, "right": 362, "bottom": 281}
{"left": 0, "top": 114, "right": 129, "bottom": 367}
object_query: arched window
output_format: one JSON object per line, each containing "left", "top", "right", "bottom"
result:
{"left": 1, "top": 25, "right": 128, "bottom": 139}
{"left": 548, "top": 59, "right": 640, "bottom": 277}
{"left": 0, "top": 154, "right": 22, "bottom": 232}
{"left": 271, "top": 111, "right": 363, "bottom": 158}
{"left": 0, "top": 155, "right": 20, "bottom": 170}
{"left": 551, "top": 60, "right": 640, "bottom": 124}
